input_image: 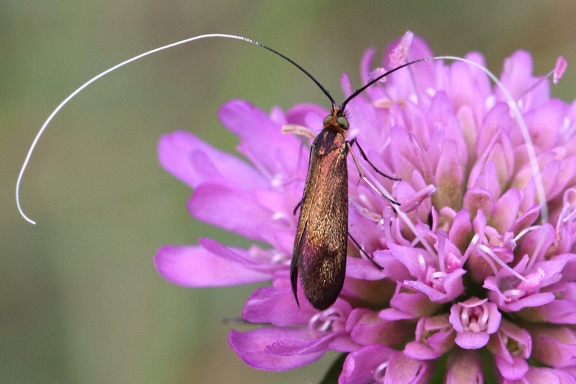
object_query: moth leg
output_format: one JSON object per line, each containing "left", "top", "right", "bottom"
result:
{"left": 349, "top": 138, "right": 400, "bottom": 181}
{"left": 347, "top": 141, "right": 399, "bottom": 205}
{"left": 348, "top": 232, "right": 382, "bottom": 270}
{"left": 292, "top": 200, "right": 302, "bottom": 215}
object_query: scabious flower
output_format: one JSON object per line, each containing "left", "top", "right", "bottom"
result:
{"left": 155, "top": 32, "right": 576, "bottom": 383}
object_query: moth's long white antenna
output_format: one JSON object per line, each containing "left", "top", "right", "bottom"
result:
{"left": 434, "top": 55, "right": 548, "bottom": 224}
{"left": 16, "top": 33, "right": 319, "bottom": 225}
{"left": 356, "top": 54, "right": 548, "bottom": 253}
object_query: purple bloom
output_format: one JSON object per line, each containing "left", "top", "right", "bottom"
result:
{"left": 449, "top": 297, "right": 501, "bottom": 349}
{"left": 155, "top": 32, "right": 576, "bottom": 382}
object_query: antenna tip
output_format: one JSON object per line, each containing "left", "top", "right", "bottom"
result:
{"left": 22, "top": 213, "right": 37, "bottom": 225}
{"left": 17, "top": 204, "right": 37, "bottom": 225}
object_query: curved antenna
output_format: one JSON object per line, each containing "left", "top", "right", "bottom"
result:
{"left": 342, "top": 52, "right": 548, "bottom": 226}
{"left": 435, "top": 55, "right": 548, "bottom": 225}
{"left": 340, "top": 57, "right": 432, "bottom": 111}
{"left": 16, "top": 33, "right": 335, "bottom": 224}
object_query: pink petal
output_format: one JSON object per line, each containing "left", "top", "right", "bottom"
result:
{"left": 285, "top": 103, "right": 327, "bottom": 128}
{"left": 445, "top": 350, "right": 483, "bottom": 384}
{"left": 491, "top": 188, "right": 521, "bottom": 232}
{"left": 388, "top": 290, "right": 439, "bottom": 318}
{"left": 525, "top": 100, "right": 567, "bottom": 150}
{"left": 462, "top": 187, "right": 494, "bottom": 218}
{"left": 454, "top": 331, "right": 489, "bottom": 349}
{"left": 530, "top": 326, "right": 576, "bottom": 368}
{"left": 389, "top": 31, "right": 414, "bottom": 67}
{"left": 344, "top": 257, "right": 387, "bottom": 280}
{"left": 405, "top": 268, "right": 465, "bottom": 303}
{"left": 499, "top": 51, "right": 539, "bottom": 103}
{"left": 524, "top": 366, "right": 576, "bottom": 384}
{"left": 494, "top": 354, "right": 529, "bottom": 380}
{"left": 228, "top": 328, "right": 324, "bottom": 370}
{"left": 158, "top": 130, "right": 265, "bottom": 189}
{"left": 218, "top": 100, "right": 301, "bottom": 174}
{"left": 266, "top": 331, "right": 342, "bottom": 356}
{"left": 383, "top": 352, "right": 433, "bottom": 384}
{"left": 341, "top": 345, "right": 396, "bottom": 384}
{"left": 242, "top": 285, "right": 313, "bottom": 326}
{"left": 520, "top": 297, "right": 576, "bottom": 324}
{"left": 154, "top": 245, "right": 269, "bottom": 286}
{"left": 384, "top": 35, "right": 435, "bottom": 102}
{"left": 434, "top": 139, "right": 464, "bottom": 208}
{"left": 350, "top": 315, "right": 412, "bottom": 347}
{"left": 198, "top": 238, "right": 281, "bottom": 273}
{"left": 188, "top": 183, "right": 288, "bottom": 243}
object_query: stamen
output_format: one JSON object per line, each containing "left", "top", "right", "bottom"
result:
{"left": 271, "top": 211, "right": 289, "bottom": 221}
{"left": 516, "top": 56, "right": 568, "bottom": 97}
{"left": 357, "top": 159, "right": 436, "bottom": 256}
{"left": 430, "top": 271, "right": 448, "bottom": 280}
{"left": 478, "top": 303, "right": 489, "bottom": 327}
{"left": 560, "top": 202, "right": 576, "bottom": 225}
{"left": 281, "top": 124, "right": 316, "bottom": 140}
{"left": 417, "top": 254, "right": 427, "bottom": 272}
{"left": 462, "top": 233, "right": 480, "bottom": 264}
{"left": 424, "top": 87, "right": 437, "bottom": 99}
{"left": 427, "top": 268, "right": 448, "bottom": 292}
{"left": 380, "top": 207, "right": 394, "bottom": 243}
{"left": 372, "top": 97, "right": 393, "bottom": 109}
{"left": 399, "top": 184, "right": 436, "bottom": 212}
{"left": 485, "top": 94, "right": 496, "bottom": 110}
{"left": 408, "top": 93, "right": 419, "bottom": 104}
{"left": 557, "top": 189, "right": 576, "bottom": 240}
{"left": 373, "top": 360, "right": 389, "bottom": 382}
{"left": 409, "top": 222, "right": 431, "bottom": 248}
{"left": 502, "top": 289, "right": 525, "bottom": 302}
{"left": 368, "top": 67, "right": 388, "bottom": 84}
{"left": 522, "top": 226, "right": 551, "bottom": 271}
{"left": 461, "top": 303, "right": 490, "bottom": 333}
{"left": 436, "top": 230, "right": 447, "bottom": 272}
{"left": 517, "top": 268, "right": 545, "bottom": 293}
{"left": 513, "top": 225, "right": 542, "bottom": 243}
{"left": 248, "top": 246, "right": 287, "bottom": 265}
{"left": 461, "top": 307, "right": 470, "bottom": 327}
{"left": 468, "top": 323, "right": 481, "bottom": 332}
{"left": 389, "top": 31, "right": 414, "bottom": 68}
{"left": 477, "top": 244, "right": 528, "bottom": 282}
{"left": 309, "top": 307, "right": 345, "bottom": 333}
{"left": 357, "top": 192, "right": 374, "bottom": 211}
{"left": 271, "top": 250, "right": 287, "bottom": 265}
{"left": 270, "top": 173, "right": 285, "bottom": 188}
{"left": 553, "top": 56, "right": 568, "bottom": 84}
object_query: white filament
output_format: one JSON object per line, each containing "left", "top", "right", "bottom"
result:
{"left": 16, "top": 34, "right": 265, "bottom": 224}
{"left": 435, "top": 55, "right": 548, "bottom": 225}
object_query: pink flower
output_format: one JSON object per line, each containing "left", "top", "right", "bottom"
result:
{"left": 449, "top": 297, "right": 501, "bottom": 349}
{"left": 155, "top": 33, "right": 576, "bottom": 382}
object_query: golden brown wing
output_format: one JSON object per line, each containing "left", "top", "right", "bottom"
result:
{"left": 290, "top": 129, "right": 348, "bottom": 310}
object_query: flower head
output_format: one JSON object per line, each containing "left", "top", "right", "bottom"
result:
{"left": 155, "top": 33, "right": 576, "bottom": 382}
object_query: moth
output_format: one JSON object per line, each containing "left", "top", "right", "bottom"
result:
{"left": 289, "top": 107, "right": 352, "bottom": 310}
{"left": 290, "top": 102, "right": 399, "bottom": 310}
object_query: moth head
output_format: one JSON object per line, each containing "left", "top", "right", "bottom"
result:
{"left": 323, "top": 108, "right": 349, "bottom": 132}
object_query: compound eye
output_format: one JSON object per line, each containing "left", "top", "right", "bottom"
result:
{"left": 336, "top": 116, "right": 349, "bottom": 130}
{"left": 323, "top": 115, "right": 333, "bottom": 126}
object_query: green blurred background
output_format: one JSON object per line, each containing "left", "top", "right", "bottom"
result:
{"left": 2, "top": 1, "right": 575, "bottom": 383}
